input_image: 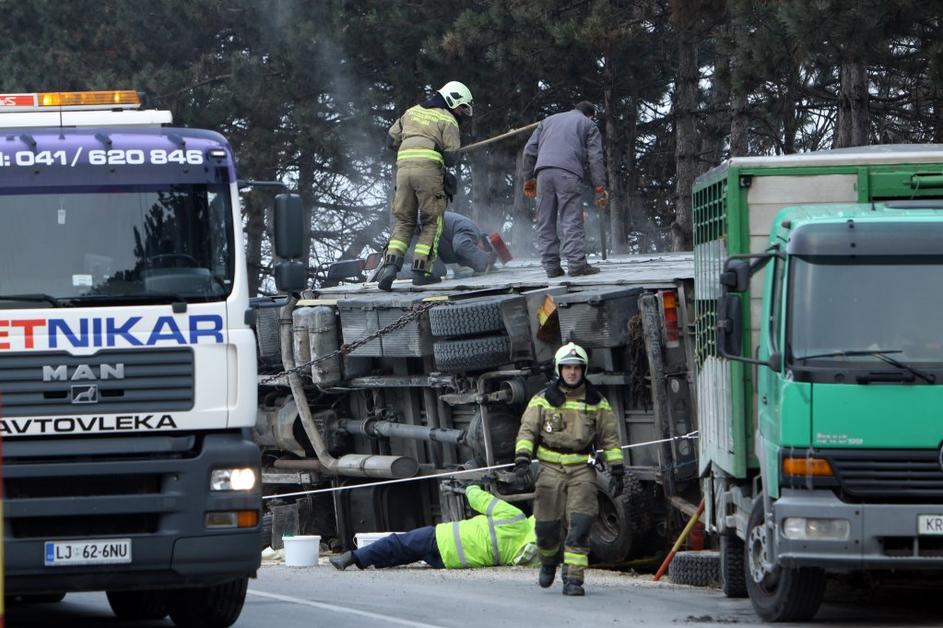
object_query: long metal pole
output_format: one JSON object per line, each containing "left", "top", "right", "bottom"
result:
{"left": 456, "top": 122, "right": 539, "bottom": 154}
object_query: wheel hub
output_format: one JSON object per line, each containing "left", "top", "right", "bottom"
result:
{"left": 747, "top": 521, "right": 773, "bottom": 584}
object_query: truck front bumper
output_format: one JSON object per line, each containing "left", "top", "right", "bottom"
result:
{"left": 774, "top": 489, "right": 943, "bottom": 570}
{"left": 4, "top": 430, "right": 262, "bottom": 595}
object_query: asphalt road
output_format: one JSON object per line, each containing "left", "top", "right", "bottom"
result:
{"left": 7, "top": 560, "right": 942, "bottom": 627}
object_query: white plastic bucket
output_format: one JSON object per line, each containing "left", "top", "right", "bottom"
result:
{"left": 354, "top": 532, "right": 400, "bottom": 548}
{"left": 283, "top": 535, "right": 321, "bottom": 567}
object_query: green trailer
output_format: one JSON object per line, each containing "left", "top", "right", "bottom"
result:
{"left": 694, "top": 145, "right": 943, "bottom": 621}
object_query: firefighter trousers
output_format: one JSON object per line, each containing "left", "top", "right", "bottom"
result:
{"left": 386, "top": 162, "right": 446, "bottom": 270}
{"left": 533, "top": 462, "right": 597, "bottom": 584}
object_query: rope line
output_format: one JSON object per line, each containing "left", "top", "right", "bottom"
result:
{"left": 263, "top": 431, "right": 698, "bottom": 500}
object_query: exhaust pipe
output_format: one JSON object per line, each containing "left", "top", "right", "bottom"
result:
{"left": 280, "top": 296, "right": 418, "bottom": 480}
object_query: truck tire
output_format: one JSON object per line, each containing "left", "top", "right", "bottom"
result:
{"left": 107, "top": 590, "right": 168, "bottom": 620}
{"left": 720, "top": 532, "right": 748, "bottom": 598}
{"left": 429, "top": 296, "right": 519, "bottom": 338}
{"left": 433, "top": 335, "right": 511, "bottom": 372}
{"left": 668, "top": 550, "right": 720, "bottom": 587}
{"left": 589, "top": 471, "right": 653, "bottom": 564}
{"left": 745, "top": 495, "right": 825, "bottom": 622}
{"left": 166, "top": 576, "right": 248, "bottom": 628}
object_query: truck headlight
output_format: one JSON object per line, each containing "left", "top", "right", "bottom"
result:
{"left": 783, "top": 517, "right": 850, "bottom": 540}
{"left": 210, "top": 468, "right": 257, "bottom": 491}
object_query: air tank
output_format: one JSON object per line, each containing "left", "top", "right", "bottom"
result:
{"left": 292, "top": 306, "right": 343, "bottom": 387}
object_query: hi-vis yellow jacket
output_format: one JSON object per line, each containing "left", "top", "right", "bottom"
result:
{"left": 388, "top": 105, "right": 460, "bottom": 166}
{"left": 514, "top": 381, "right": 624, "bottom": 467}
{"left": 434, "top": 486, "right": 536, "bottom": 569}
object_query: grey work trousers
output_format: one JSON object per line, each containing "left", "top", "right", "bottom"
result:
{"left": 535, "top": 168, "right": 587, "bottom": 270}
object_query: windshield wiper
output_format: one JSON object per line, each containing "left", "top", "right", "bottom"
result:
{"left": 65, "top": 292, "right": 189, "bottom": 306}
{"left": 0, "top": 293, "right": 62, "bottom": 307}
{"left": 795, "top": 349, "right": 935, "bottom": 384}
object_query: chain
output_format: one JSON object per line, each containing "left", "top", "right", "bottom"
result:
{"left": 259, "top": 300, "right": 446, "bottom": 385}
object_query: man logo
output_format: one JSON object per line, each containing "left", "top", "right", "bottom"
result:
{"left": 43, "top": 363, "right": 125, "bottom": 382}
{"left": 71, "top": 385, "right": 100, "bottom": 404}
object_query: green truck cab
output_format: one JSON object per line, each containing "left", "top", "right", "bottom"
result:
{"left": 695, "top": 146, "right": 943, "bottom": 622}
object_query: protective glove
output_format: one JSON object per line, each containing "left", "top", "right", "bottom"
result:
{"left": 609, "top": 465, "right": 625, "bottom": 496}
{"left": 442, "top": 480, "right": 466, "bottom": 495}
{"left": 523, "top": 178, "right": 537, "bottom": 199}
{"left": 513, "top": 454, "right": 533, "bottom": 485}
{"left": 594, "top": 186, "right": 609, "bottom": 208}
{"left": 443, "top": 171, "right": 457, "bottom": 202}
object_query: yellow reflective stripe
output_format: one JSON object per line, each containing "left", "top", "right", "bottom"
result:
{"left": 560, "top": 400, "right": 610, "bottom": 411}
{"left": 397, "top": 148, "right": 443, "bottom": 163}
{"left": 536, "top": 446, "right": 589, "bottom": 465}
{"left": 414, "top": 243, "right": 431, "bottom": 255}
{"left": 538, "top": 545, "right": 560, "bottom": 557}
{"left": 515, "top": 439, "right": 534, "bottom": 454}
{"left": 527, "top": 396, "right": 553, "bottom": 409}
{"left": 604, "top": 449, "right": 623, "bottom": 463}
{"left": 564, "top": 551, "right": 588, "bottom": 566}
{"left": 387, "top": 239, "right": 408, "bottom": 254}
{"left": 430, "top": 214, "right": 443, "bottom": 260}
{"left": 407, "top": 106, "right": 458, "bottom": 127}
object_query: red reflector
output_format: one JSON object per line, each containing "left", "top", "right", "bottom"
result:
{"left": 660, "top": 290, "right": 680, "bottom": 344}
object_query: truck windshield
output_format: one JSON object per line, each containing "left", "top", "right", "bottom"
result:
{"left": 789, "top": 256, "right": 943, "bottom": 365}
{"left": 0, "top": 184, "right": 234, "bottom": 305}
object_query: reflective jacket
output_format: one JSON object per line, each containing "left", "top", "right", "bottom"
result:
{"left": 389, "top": 105, "right": 461, "bottom": 166}
{"left": 434, "top": 486, "right": 536, "bottom": 569}
{"left": 514, "top": 380, "right": 623, "bottom": 467}
{"left": 522, "top": 109, "right": 606, "bottom": 187}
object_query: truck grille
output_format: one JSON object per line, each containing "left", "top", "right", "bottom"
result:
{"left": 828, "top": 450, "right": 943, "bottom": 503}
{"left": 0, "top": 348, "right": 194, "bottom": 416}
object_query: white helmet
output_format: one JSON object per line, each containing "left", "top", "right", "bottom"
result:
{"left": 438, "top": 81, "right": 474, "bottom": 116}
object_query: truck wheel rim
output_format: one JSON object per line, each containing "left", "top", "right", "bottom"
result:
{"left": 747, "top": 523, "right": 771, "bottom": 584}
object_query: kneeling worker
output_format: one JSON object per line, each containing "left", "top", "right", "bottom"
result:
{"left": 513, "top": 342, "right": 624, "bottom": 596}
{"left": 330, "top": 484, "right": 536, "bottom": 570}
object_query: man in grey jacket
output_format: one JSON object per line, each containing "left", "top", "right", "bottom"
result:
{"left": 399, "top": 211, "right": 497, "bottom": 279}
{"left": 522, "top": 101, "right": 608, "bottom": 277}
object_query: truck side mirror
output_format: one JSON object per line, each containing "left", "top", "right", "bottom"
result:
{"left": 717, "top": 293, "right": 743, "bottom": 358}
{"left": 274, "top": 260, "right": 306, "bottom": 293}
{"left": 274, "top": 193, "right": 303, "bottom": 259}
{"left": 720, "top": 259, "right": 751, "bottom": 293}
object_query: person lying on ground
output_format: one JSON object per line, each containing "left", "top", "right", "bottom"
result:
{"left": 330, "top": 484, "right": 536, "bottom": 570}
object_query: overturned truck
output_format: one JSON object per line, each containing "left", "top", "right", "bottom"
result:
{"left": 253, "top": 216, "right": 699, "bottom": 563}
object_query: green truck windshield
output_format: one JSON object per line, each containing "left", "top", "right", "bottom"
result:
{"left": 789, "top": 256, "right": 943, "bottom": 365}
{"left": 0, "top": 184, "right": 234, "bottom": 305}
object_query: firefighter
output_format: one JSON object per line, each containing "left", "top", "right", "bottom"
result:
{"left": 521, "top": 101, "right": 607, "bottom": 278}
{"left": 375, "top": 81, "right": 474, "bottom": 290}
{"left": 329, "top": 484, "right": 537, "bottom": 570}
{"left": 513, "top": 342, "right": 624, "bottom": 596}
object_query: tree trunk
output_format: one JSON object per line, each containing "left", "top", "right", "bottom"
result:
{"left": 297, "top": 149, "right": 316, "bottom": 279}
{"left": 671, "top": 3, "right": 698, "bottom": 251}
{"left": 834, "top": 61, "right": 869, "bottom": 148}
{"left": 603, "top": 82, "right": 627, "bottom": 254}
{"left": 244, "top": 190, "right": 265, "bottom": 297}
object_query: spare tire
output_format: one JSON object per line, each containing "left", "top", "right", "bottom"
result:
{"left": 433, "top": 335, "right": 511, "bottom": 372}
{"left": 589, "top": 471, "right": 655, "bottom": 564}
{"left": 429, "top": 295, "right": 522, "bottom": 338}
{"left": 668, "top": 550, "right": 721, "bottom": 587}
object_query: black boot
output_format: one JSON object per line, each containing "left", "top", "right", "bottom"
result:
{"left": 562, "top": 579, "right": 585, "bottom": 596}
{"left": 568, "top": 261, "right": 600, "bottom": 276}
{"left": 375, "top": 254, "right": 404, "bottom": 291}
{"left": 412, "top": 271, "right": 441, "bottom": 286}
{"left": 545, "top": 265, "right": 564, "bottom": 278}
{"left": 538, "top": 564, "right": 556, "bottom": 588}
{"left": 329, "top": 551, "right": 357, "bottom": 571}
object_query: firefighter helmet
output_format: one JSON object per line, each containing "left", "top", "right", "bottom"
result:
{"left": 554, "top": 342, "right": 588, "bottom": 375}
{"left": 438, "top": 81, "right": 474, "bottom": 116}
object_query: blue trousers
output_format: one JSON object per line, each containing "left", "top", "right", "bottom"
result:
{"left": 351, "top": 526, "right": 445, "bottom": 569}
